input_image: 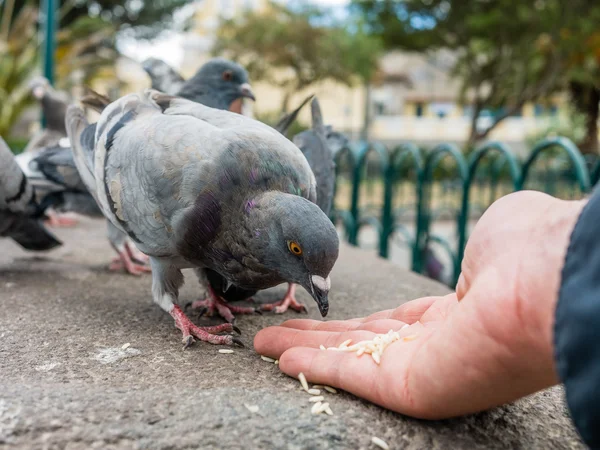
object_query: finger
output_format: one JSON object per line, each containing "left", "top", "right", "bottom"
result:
{"left": 356, "top": 319, "right": 409, "bottom": 334}
{"left": 279, "top": 346, "right": 384, "bottom": 404}
{"left": 419, "top": 294, "right": 458, "bottom": 323}
{"left": 280, "top": 319, "right": 365, "bottom": 333}
{"left": 385, "top": 295, "right": 448, "bottom": 323}
{"left": 279, "top": 318, "right": 408, "bottom": 334}
{"left": 456, "top": 272, "right": 468, "bottom": 300}
{"left": 254, "top": 327, "right": 376, "bottom": 358}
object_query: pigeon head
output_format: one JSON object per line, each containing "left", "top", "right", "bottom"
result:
{"left": 29, "top": 77, "right": 51, "bottom": 100}
{"left": 249, "top": 192, "right": 339, "bottom": 317}
{"left": 176, "top": 58, "right": 255, "bottom": 113}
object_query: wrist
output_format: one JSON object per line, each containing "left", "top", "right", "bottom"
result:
{"left": 524, "top": 196, "right": 586, "bottom": 380}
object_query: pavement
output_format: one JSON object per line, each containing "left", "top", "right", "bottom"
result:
{"left": 0, "top": 217, "right": 583, "bottom": 449}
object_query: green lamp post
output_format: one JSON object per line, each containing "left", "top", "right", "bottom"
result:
{"left": 41, "top": 0, "right": 58, "bottom": 127}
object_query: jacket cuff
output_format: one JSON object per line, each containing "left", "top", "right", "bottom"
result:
{"left": 555, "top": 191, "right": 600, "bottom": 448}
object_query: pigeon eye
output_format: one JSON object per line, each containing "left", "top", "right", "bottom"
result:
{"left": 222, "top": 70, "right": 233, "bottom": 81}
{"left": 287, "top": 241, "right": 303, "bottom": 256}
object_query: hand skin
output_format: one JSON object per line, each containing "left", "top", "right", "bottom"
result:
{"left": 254, "top": 191, "right": 586, "bottom": 419}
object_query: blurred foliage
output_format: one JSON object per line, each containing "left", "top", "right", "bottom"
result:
{"left": 0, "top": 1, "right": 119, "bottom": 137}
{"left": 525, "top": 108, "right": 587, "bottom": 150}
{"left": 0, "top": 4, "right": 41, "bottom": 137}
{"left": 353, "top": 0, "right": 600, "bottom": 153}
{"left": 5, "top": 0, "right": 191, "bottom": 39}
{"left": 214, "top": 1, "right": 382, "bottom": 112}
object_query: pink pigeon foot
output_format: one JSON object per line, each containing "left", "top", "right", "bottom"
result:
{"left": 170, "top": 305, "right": 243, "bottom": 349}
{"left": 259, "top": 283, "right": 307, "bottom": 314}
{"left": 108, "top": 241, "right": 151, "bottom": 275}
{"left": 44, "top": 210, "right": 78, "bottom": 227}
{"left": 188, "top": 286, "right": 260, "bottom": 323}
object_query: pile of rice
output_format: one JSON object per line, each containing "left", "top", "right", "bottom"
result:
{"left": 321, "top": 329, "right": 418, "bottom": 364}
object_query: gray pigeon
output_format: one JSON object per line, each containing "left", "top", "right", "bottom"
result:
{"left": 24, "top": 77, "right": 69, "bottom": 153}
{"left": 65, "top": 90, "right": 339, "bottom": 347}
{"left": 176, "top": 58, "right": 255, "bottom": 113}
{"left": 0, "top": 136, "right": 61, "bottom": 251}
{"left": 252, "top": 98, "right": 338, "bottom": 315}
{"left": 142, "top": 58, "right": 186, "bottom": 95}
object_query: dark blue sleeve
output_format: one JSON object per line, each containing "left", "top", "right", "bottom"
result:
{"left": 555, "top": 189, "right": 600, "bottom": 448}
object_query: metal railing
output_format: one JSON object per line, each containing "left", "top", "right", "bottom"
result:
{"left": 332, "top": 137, "right": 593, "bottom": 286}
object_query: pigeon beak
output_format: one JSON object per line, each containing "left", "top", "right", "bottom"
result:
{"left": 308, "top": 275, "right": 330, "bottom": 317}
{"left": 32, "top": 86, "right": 45, "bottom": 99}
{"left": 239, "top": 83, "right": 256, "bottom": 101}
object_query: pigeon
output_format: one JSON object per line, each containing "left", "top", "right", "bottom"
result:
{"left": 0, "top": 136, "right": 61, "bottom": 251}
{"left": 142, "top": 58, "right": 185, "bottom": 95}
{"left": 24, "top": 77, "right": 69, "bottom": 153}
{"left": 65, "top": 90, "right": 339, "bottom": 347}
{"left": 244, "top": 98, "right": 337, "bottom": 314}
{"left": 187, "top": 97, "right": 342, "bottom": 316}
{"left": 26, "top": 144, "right": 151, "bottom": 275}
{"left": 176, "top": 58, "right": 256, "bottom": 114}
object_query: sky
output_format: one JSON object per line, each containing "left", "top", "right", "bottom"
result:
{"left": 118, "top": 0, "right": 350, "bottom": 68}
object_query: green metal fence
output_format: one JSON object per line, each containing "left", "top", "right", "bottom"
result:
{"left": 332, "top": 137, "right": 593, "bottom": 287}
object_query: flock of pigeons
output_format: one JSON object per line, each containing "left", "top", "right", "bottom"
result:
{"left": 0, "top": 57, "right": 350, "bottom": 348}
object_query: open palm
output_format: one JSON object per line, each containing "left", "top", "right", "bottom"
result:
{"left": 255, "top": 191, "right": 584, "bottom": 418}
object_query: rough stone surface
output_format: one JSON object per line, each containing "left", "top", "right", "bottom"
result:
{"left": 0, "top": 217, "right": 583, "bottom": 449}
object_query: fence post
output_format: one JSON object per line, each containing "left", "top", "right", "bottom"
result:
{"left": 41, "top": 0, "right": 58, "bottom": 128}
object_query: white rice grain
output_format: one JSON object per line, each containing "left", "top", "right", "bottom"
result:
{"left": 261, "top": 355, "right": 276, "bottom": 363}
{"left": 311, "top": 402, "right": 323, "bottom": 414}
{"left": 324, "top": 405, "right": 334, "bottom": 415}
{"left": 307, "top": 388, "right": 321, "bottom": 395}
{"left": 298, "top": 372, "right": 309, "bottom": 392}
{"left": 371, "top": 436, "right": 390, "bottom": 450}
{"left": 372, "top": 351, "right": 381, "bottom": 365}
{"left": 244, "top": 404, "right": 259, "bottom": 413}
{"left": 309, "top": 396, "right": 325, "bottom": 402}
{"left": 323, "top": 328, "right": 418, "bottom": 365}
{"left": 339, "top": 339, "right": 352, "bottom": 348}
{"left": 218, "top": 349, "right": 234, "bottom": 354}
{"left": 121, "top": 343, "right": 131, "bottom": 350}
{"left": 274, "top": 359, "right": 279, "bottom": 365}
{"left": 318, "top": 402, "right": 330, "bottom": 414}
{"left": 323, "top": 386, "right": 337, "bottom": 394}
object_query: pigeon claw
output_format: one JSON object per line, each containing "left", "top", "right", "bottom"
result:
{"left": 232, "top": 337, "right": 245, "bottom": 348}
{"left": 259, "top": 283, "right": 307, "bottom": 314}
{"left": 182, "top": 335, "right": 195, "bottom": 350}
{"left": 171, "top": 305, "right": 241, "bottom": 348}
{"left": 233, "top": 325, "right": 242, "bottom": 335}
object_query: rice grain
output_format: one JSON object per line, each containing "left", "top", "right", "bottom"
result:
{"left": 371, "top": 436, "right": 390, "bottom": 450}
{"left": 307, "top": 388, "right": 321, "bottom": 395}
{"left": 311, "top": 402, "right": 323, "bottom": 414}
{"left": 261, "top": 355, "right": 276, "bottom": 363}
{"left": 244, "top": 404, "right": 259, "bottom": 413}
{"left": 298, "top": 372, "right": 309, "bottom": 392}
{"left": 323, "top": 386, "right": 337, "bottom": 394}
{"left": 218, "top": 349, "right": 234, "bottom": 354}
{"left": 309, "top": 396, "right": 325, "bottom": 402}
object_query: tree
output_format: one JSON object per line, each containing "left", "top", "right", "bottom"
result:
{"left": 0, "top": 2, "right": 118, "bottom": 137}
{"left": 213, "top": 1, "right": 382, "bottom": 113}
{"left": 353, "top": 0, "right": 598, "bottom": 150}
{"left": 4, "top": 0, "right": 192, "bottom": 39}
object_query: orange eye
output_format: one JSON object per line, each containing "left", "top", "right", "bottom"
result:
{"left": 222, "top": 70, "right": 233, "bottom": 81}
{"left": 288, "top": 241, "right": 303, "bottom": 256}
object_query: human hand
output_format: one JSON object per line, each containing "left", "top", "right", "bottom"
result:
{"left": 255, "top": 191, "right": 585, "bottom": 418}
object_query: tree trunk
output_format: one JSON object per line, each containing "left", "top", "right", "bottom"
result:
{"left": 570, "top": 81, "right": 600, "bottom": 155}
{"left": 361, "top": 81, "right": 372, "bottom": 141}
{"left": 466, "top": 101, "right": 483, "bottom": 150}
